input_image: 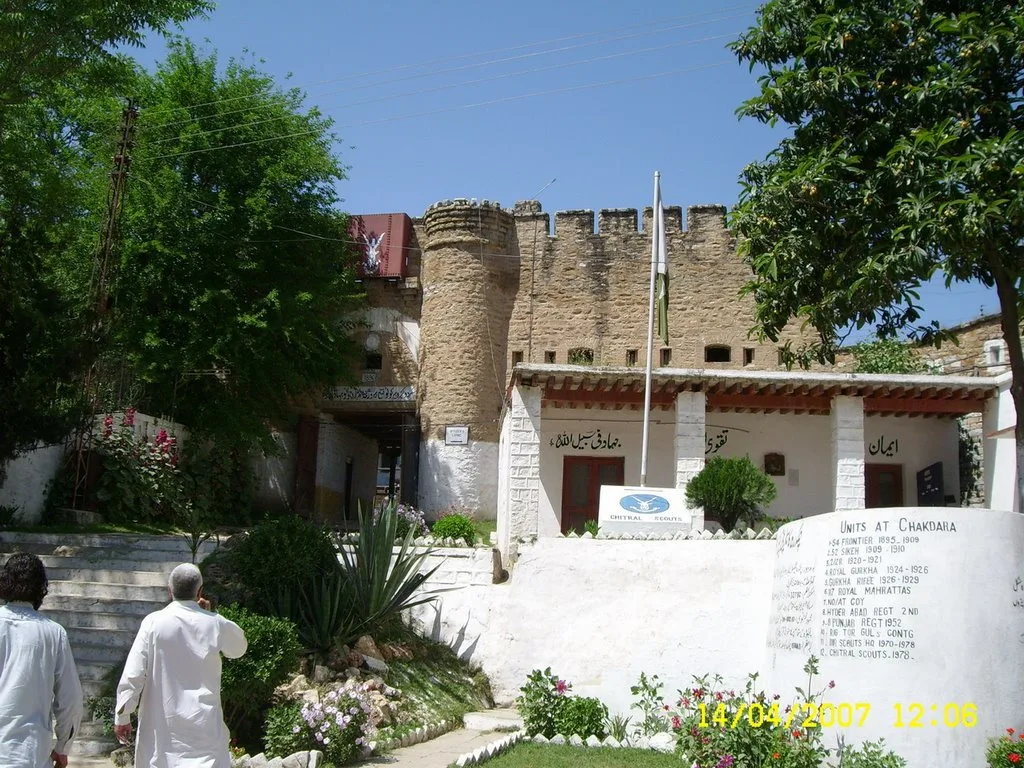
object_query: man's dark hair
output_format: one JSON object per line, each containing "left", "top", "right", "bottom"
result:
{"left": 0, "top": 552, "right": 49, "bottom": 610}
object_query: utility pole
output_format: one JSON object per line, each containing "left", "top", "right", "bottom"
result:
{"left": 67, "top": 98, "right": 139, "bottom": 511}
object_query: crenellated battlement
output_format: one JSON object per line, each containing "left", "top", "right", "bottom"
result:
{"left": 507, "top": 200, "right": 728, "bottom": 238}
{"left": 422, "top": 197, "right": 515, "bottom": 250}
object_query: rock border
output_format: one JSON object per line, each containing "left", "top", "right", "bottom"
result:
{"left": 451, "top": 729, "right": 527, "bottom": 767}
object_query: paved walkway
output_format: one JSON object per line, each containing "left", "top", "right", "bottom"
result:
{"left": 69, "top": 727, "right": 515, "bottom": 768}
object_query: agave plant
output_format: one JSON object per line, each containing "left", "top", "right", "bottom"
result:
{"left": 336, "top": 502, "right": 444, "bottom": 645}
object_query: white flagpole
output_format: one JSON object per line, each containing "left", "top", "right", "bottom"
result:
{"left": 640, "top": 171, "right": 660, "bottom": 488}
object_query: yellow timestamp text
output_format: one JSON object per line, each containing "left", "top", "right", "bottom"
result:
{"left": 697, "top": 702, "right": 979, "bottom": 730}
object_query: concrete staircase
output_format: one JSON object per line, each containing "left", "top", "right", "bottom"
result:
{"left": 0, "top": 531, "right": 220, "bottom": 756}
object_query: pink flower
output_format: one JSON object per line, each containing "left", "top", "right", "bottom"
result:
{"left": 671, "top": 715, "right": 682, "bottom": 729}
{"left": 828, "top": 680, "right": 836, "bottom": 689}
{"left": 124, "top": 408, "right": 136, "bottom": 427}
{"left": 555, "top": 680, "right": 568, "bottom": 695}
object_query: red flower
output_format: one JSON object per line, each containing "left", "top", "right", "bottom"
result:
{"left": 555, "top": 679, "right": 568, "bottom": 695}
{"left": 693, "top": 688, "right": 704, "bottom": 698}
{"left": 772, "top": 753, "right": 780, "bottom": 760}
{"left": 124, "top": 407, "right": 136, "bottom": 427}
{"left": 715, "top": 692, "right": 723, "bottom": 701}
{"left": 773, "top": 694, "right": 781, "bottom": 700}
{"left": 663, "top": 704, "right": 670, "bottom": 711}
{"left": 792, "top": 730, "right": 802, "bottom": 739}
{"left": 1010, "top": 728, "right": 1016, "bottom": 735}
{"left": 1009, "top": 753, "right": 1020, "bottom": 763}
{"left": 680, "top": 697, "right": 690, "bottom": 708}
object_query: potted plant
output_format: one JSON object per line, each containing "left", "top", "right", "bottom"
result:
{"left": 685, "top": 456, "right": 778, "bottom": 532}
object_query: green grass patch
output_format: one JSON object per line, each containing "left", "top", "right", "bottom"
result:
{"left": 471, "top": 518, "right": 496, "bottom": 546}
{"left": 373, "top": 631, "right": 493, "bottom": 744}
{"left": 477, "top": 744, "right": 682, "bottom": 768}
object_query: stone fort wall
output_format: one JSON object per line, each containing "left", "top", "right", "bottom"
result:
{"left": 505, "top": 201, "right": 813, "bottom": 372}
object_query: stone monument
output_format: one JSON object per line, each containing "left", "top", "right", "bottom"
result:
{"left": 765, "top": 507, "right": 1024, "bottom": 767}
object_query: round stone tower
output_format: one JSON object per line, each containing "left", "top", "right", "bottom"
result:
{"left": 417, "top": 199, "right": 520, "bottom": 517}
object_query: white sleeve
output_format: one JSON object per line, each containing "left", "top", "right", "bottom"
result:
{"left": 52, "top": 628, "right": 84, "bottom": 753}
{"left": 219, "top": 616, "right": 248, "bottom": 660}
{"left": 114, "top": 618, "right": 151, "bottom": 726}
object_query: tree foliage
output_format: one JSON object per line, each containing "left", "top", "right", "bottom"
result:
{"left": 108, "top": 40, "right": 363, "bottom": 448}
{"left": 730, "top": 0, "right": 1024, "bottom": 503}
{"left": 0, "top": 1, "right": 209, "bottom": 477}
{"left": 849, "top": 338, "right": 929, "bottom": 374}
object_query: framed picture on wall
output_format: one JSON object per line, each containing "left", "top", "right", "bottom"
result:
{"left": 764, "top": 452, "right": 786, "bottom": 477}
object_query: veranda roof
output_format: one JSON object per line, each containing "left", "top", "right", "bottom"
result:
{"left": 508, "top": 364, "right": 1000, "bottom": 417}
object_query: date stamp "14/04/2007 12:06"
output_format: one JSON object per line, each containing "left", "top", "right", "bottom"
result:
{"left": 697, "top": 702, "right": 979, "bottom": 730}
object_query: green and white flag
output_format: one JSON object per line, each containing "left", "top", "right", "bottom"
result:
{"left": 652, "top": 176, "right": 669, "bottom": 345}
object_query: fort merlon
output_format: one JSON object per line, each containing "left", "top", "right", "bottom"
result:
{"left": 295, "top": 197, "right": 814, "bottom": 521}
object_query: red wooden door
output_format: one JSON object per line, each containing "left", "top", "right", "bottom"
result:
{"left": 561, "top": 456, "right": 625, "bottom": 534}
{"left": 865, "top": 464, "right": 904, "bottom": 508}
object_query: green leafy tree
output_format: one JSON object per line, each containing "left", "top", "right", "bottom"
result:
{"left": 109, "top": 40, "right": 363, "bottom": 449}
{"left": 850, "top": 338, "right": 929, "bottom": 375}
{"left": 729, "top": 1, "right": 1024, "bottom": 506}
{"left": 686, "top": 456, "right": 778, "bottom": 532}
{"left": 0, "top": 1, "right": 209, "bottom": 479}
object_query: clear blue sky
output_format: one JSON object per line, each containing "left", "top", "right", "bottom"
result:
{"left": 135, "top": 0, "right": 1000, "bottom": 341}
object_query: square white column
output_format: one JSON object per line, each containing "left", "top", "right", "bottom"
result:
{"left": 675, "top": 390, "right": 707, "bottom": 492}
{"left": 506, "top": 384, "right": 541, "bottom": 556}
{"left": 831, "top": 396, "right": 865, "bottom": 511}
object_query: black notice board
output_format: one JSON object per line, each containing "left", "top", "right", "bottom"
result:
{"left": 916, "top": 462, "right": 944, "bottom": 506}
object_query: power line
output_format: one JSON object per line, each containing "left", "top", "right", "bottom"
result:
{"left": 140, "top": 5, "right": 755, "bottom": 122}
{"left": 144, "top": 60, "right": 731, "bottom": 161}
{"left": 147, "top": 32, "right": 734, "bottom": 146}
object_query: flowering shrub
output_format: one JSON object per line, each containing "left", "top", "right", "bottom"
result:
{"left": 645, "top": 656, "right": 906, "bottom": 768}
{"left": 93, "top": 409, "right": 183, "bottom": 522}
{"left": 373, "top": 501, "right": 427, "bottom": 540}
{"left": 516, "top": 668, "right": 572, "bottom": 738}
{"left": 264, "top": 689, "right": 374, "bottom": 765}
{"left": 988, "top": 728, "right": 1024, "bottom": 766}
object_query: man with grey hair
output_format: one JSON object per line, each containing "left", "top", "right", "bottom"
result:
{"left": 115, "top": 563, "right": 247, "bottom": 767}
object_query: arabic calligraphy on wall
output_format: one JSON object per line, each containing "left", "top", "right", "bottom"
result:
{"left": 1014, "top": 576, "right": 1024, "bottom": 610}
{"left": 327, "top": 386, "right": 416, "bottom": 402}
{"left": 706, "top": 428, "right": 729, "bottom": 455}
{"left": 868, "top": 435, "right": 899, "bottom": 458}
{"left": 549, "top": 430, "right": 622, "bottom": 451}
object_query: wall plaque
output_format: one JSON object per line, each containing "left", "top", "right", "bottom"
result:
{"left": 445, "top": 425, "right": 469, "bottom": 445}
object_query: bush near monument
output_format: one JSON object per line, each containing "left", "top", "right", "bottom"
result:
{"left": 685, "top": 456, "right": 778, "bottom": 532}
{"left": 430, "top": 511, "right": 476, "bottom": 545}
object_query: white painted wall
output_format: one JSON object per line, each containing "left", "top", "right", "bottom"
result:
{"left": 408, "top": 537, "right": 777, "bottom": 712}
{"left": 252, "top": 431, "right": 297, "bottom": 513}
{"left": 984, "top": 374, "right": 1018, "bottom": 512}
{"left": 863, "top": 414, "right": 960, "bottom": 505}
{"left": 419, "top": 439, "right": 499, "bottom": 520}
{"left": 0, "top": 443, "right": 65, "bottom": 523}
{"left": 539, "top": 407, "right": 675, "bottom": 537}
{"left": 707, "top": 411, "right": 834, "bottom": 519}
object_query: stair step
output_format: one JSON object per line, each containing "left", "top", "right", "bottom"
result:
{"left": 41, "top": 595, "right": 160, "bottom": 617}
{"left": 72, "top": 641, "right": 133, "bottom": 665}
{"left": 2, "top": 541, "right": 217, "bottom": 563}
{"left": 67, "top": 626, "right": 137, "bottom": 651}
{"left": 42, "top": 610, "right": 150, "bottom": 632}
{"left": 44, "top": 567, "right": 173, "bottom": 586}
{"left": 0, "top": 531, "right": 223, "bottom": 554}
{"left": 34, "top": 555, "right": 197, "bottom": 573}
{"left": 48, "top": 581, "right": 169, "bottom": 602}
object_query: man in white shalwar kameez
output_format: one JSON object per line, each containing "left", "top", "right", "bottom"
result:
{"left": 115, "top": 563, "right": 247, "bottom": 768}
{"left": 0, "top": 552, "right": 83, "bottom": 768}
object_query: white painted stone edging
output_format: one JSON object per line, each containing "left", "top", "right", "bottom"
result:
{"left": 369, "top": 718, "right": 458, "bottom": 754}
{"left": 529, "top": 732, "right": 648, "bottom": 749}
{"left": 452, "top": 729, "right": 527, "bottom": 767}
{"left": 526, "top": 526, "right": 780, "bottom": 542}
